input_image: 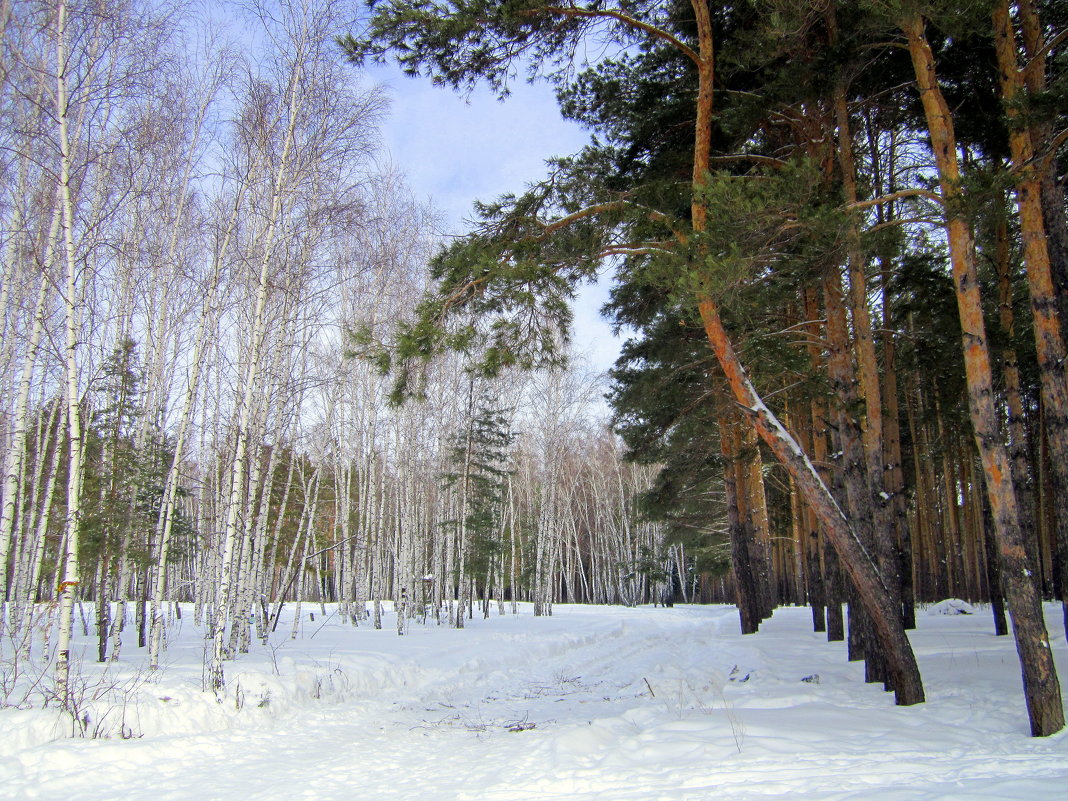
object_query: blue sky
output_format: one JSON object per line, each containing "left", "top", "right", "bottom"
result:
{"left": 365, "top": 63, "right": 622, "bottom": 377}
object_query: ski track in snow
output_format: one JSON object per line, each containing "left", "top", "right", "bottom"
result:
{"left": 2, "top": 603, "right": 1066, "bottom": 801}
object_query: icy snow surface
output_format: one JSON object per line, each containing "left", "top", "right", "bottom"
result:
{"left": 2, "top": 602, "right": 1067, "bottom": 800}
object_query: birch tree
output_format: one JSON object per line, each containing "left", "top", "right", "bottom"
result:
{"left": 206, "top": 0, "right": 385, "bottom": 688}
{"left": 46, "top": 0, "right": 176, "bottom": 706}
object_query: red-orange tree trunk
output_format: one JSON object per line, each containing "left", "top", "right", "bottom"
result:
{"left": 902, "top": 13, "right": 1062, "bottom": 737}
{"left": 993, "top": 0, "right": 1068, "bottom": 643}
{"left": 687, "top": 0, "right": 922, "bottom": 705}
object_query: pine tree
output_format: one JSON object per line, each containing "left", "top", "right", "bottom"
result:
{"left": 346, "top": 0, "right": 925, "bottom": 705}
{"left": 441, "top": 381, "right": 516, "bottom": 626}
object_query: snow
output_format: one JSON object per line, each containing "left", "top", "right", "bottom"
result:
{"left": 926, "top": 599, "right": 976, "bottom": 616}
{"left": 2, "top": 602, "right": 1067, "bottom": 800}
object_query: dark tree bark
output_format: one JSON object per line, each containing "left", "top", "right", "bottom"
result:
{"left": 720, "top": 411, "right": 764, "bottom": 635}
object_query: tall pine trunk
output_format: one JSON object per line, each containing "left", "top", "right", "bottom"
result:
{"left": 901, "top": 13, "right": 1062, "bottom": 736}
{"left": 992, "top": 1, "right": 1068, "bottom": 642}
{"left": 719, "top": 409, "right": 763, "bottom": 634}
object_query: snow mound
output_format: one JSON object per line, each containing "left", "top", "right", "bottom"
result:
{"left": 927, "top": 599, "right": 976, "bottom": 616}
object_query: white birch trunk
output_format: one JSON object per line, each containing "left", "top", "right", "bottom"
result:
{"left": 54, "top": 0, "right": 84, "bottom": 705}
{"left": 0, "top": 202, "right": 60, "bottom": 610}
{"left": 208, "top": 47, "right": 306, "bottom": 689}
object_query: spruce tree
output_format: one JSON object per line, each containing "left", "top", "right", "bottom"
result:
{"left": 441, "top": 381, "right": 516, "bottom": 625}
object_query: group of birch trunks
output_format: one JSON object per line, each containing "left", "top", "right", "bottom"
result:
{"left": 0, "top": 0, "right": 671, "bottom": 697}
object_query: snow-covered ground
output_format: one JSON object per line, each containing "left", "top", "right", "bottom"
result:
{"left": 2, "top": 601, "right": 1066, "bottom": 800}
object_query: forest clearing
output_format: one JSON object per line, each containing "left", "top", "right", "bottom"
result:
{"left": 2, "top": 601, "right": 1067, "bottom": 800}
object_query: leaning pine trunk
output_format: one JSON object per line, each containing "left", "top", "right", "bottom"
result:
{"left": 699, "top": 298, "right": 924, "bottom": 705}
{"left": 687, "top": 0, "right": 923, "bottom": 706}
